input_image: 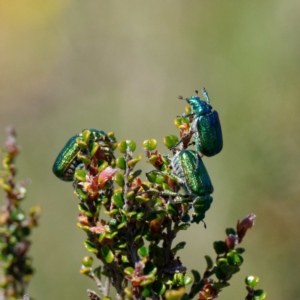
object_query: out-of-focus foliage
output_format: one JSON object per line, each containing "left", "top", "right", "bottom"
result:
{"left": 0, "top": 128, "right": 41, "bottom": 299}
{"left": 0, "top": 1, "right": 299, "bottom": 299}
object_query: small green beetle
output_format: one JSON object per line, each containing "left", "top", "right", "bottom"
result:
{"left": 146, "top": 150, "right": 213, "bottom": 224}
{"left": 52, "top": 129, "right": 114, "bottom": 181}
{"left": 178, "top": 88, "right": 223, "bottom": 158}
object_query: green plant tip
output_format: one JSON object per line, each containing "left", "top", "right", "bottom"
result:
{"left": 245, "top": 275, "right": 260, "bottom": 288}
{"left": 116, "top": 157, "right": 126, "bottom": 170}
{"left": 82, "top": 130, "right": 91, "bottom": 143}
{"left": 142, "top": 139, "right": 157, "bottom": 151}
{"left": 117, "top": 140, "right": 136, "bottom": 153}
{"left": 82, "top": 256, "right": 93, "bottom": 267}
{"left": 163, "top": 134, "right": 179, "bottom": 149}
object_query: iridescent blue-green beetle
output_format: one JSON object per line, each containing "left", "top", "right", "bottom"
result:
{"left": 146, "top": 150, "right": 213, "bottom": 224}
{"left": 179, "top": 88, "right": 223, "bottom": 157}
{"left": 52, "top": 129, "right": 114, "bottom": 181}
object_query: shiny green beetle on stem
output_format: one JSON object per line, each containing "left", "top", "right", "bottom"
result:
{"left": 52, "top": 129, "right": 113, "bottom": 181}
{"left": 147, "top": 150, "right": 213, "bottom": 224}
{"left": 179, "top": 88, "right": 223, "bottom": 157}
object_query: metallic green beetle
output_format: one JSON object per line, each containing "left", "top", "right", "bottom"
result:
{"left": 179, "top": 88, "right": 223, "bottom": 157}
{"left": 147, "top": 150, "right": 213, "bottom": 224}
{"left": 52, "top": 129, "right": 114, "bottom": 181}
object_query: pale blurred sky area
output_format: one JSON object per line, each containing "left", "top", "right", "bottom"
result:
{"left": 0, "top": 1, "right": 300, "bottom": 299}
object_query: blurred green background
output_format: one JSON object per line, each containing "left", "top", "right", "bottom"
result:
{"left": 1, "top": 1, "right": 300, "bottom": 299}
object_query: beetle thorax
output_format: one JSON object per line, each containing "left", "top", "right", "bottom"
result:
{"left": 189, "top": 97, "right": 212, "bottom": 116}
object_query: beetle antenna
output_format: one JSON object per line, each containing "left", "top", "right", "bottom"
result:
{"left": 202, "top": 88, "right": 210, "bottom": 104}
{"left": 202, "top": 220, "right": 207, "bottom": 229}
{"left": 178, "top": 95, "right": 190, "bottom": 103}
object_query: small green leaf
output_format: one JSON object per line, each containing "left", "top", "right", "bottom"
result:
{"left": 77, "top": 153, "right": 91, "bottom": 164}
{"left": 118, "top": 140, "right": 136, "bottom": 153}
{"left": 114, "top": 173, "right": 124, "bottom": 187}
{"left": 89, "top": 142, "right": 100, "bottom": 156}
{"left": 117, "top": 222, "right": 127, "bottom": 229}
{"left": 79, "top": 267, "right": 91, "bottom": 275}
{"left": 82, "top": 256, "right": 93, "bottom": 267}
{"left": 128, "top": 169, "right": 142, "bottom": 182}
{"left": 107, "top": 131, "right": 116, "bottom": 141}
{"left": 219, "top": 264, "right": 240, "bottom": 276}
{"left": 146, "top": 172, "right": 156, "bottom": 183}
{"left": 75, "top": 170, "right": 87, "bottom": 182}
{"left": 191, "top": 270, "right": 201, "bottom": 283}
{"left": 163, "top": 134, "right": 179, "bottom": 149}
{"left": 142, "top": 139, "right": 157, "bottom": 151}
{"left": 77, "top": 188, "right": 89, "bottom": 200}
{"left": 98, "top": 233, "right": 105, "bottom": 243}
{"left": 93, "top": 266, "right": 101, "bottom": 278}
{"left": 116, "top": 157, "right": 126, "bottom": 170}
{"left": 245, "top": 275, "right": 260, "bottom": 288}
{"left": 112, "top": 192, "right": 124, "bottom": 208}
{"left": 128, "top": 156, "right": 142, "bottom": 168}
{"left": 204, "top": 255, "right": 214, "bottom": 270}
{"left": 227, "top": 252, "right": 243, "bottom": 266}
{"left": 174, "top": 117, "right": 189, "bottom": 128}
{"left": 144, "top": 261, "right": 157, "bottom": 275}
{"left": 98, "top": 160, "right": 109, "bottom": 172}
{"left": 82, "top": 130, "right": 91, "bottom": 143}
{"left": 138, "top": 246, "right": 149, "bottom": 258}
{"left": 126, "top": 140, "right": 136, "bottom": 152}
{"left": 140, "top": 275, "right": 156, "bottom": 286}
{"left": 100, "top": 245, "right": 114, "bottom": 264}
{"left": 78, "top": 203, "right": 93, "bottom": 217}
{"left": 126, "top": 191, "right": 135, "bottom": 199}
{"left": 137, "top": 212, "right": 144, "bottom": 221}
{"left": 183, "top": 275, "right": 192, "bottom": 286}
{"left": 75, "top": 137, "right": 87, "bottom": 149}
{"left": 126, "top": 211, "right": 137, "bottom": 217}
{"left": 117, "top": 141, "right": 127, "bottom": 153}
{"left": 142, "top": 285, "right": 152, "bottom": 297}
{"left": 172, "top": 242, "right": 186, "bottom": 255}
{"left": 213, "top": 241, "right": 227, "bottom": 255}
{"left": 77, "top": 223, "right": 90, "bottom": 232}
{"left": 134, "top": 234, "right": 142, "bottom": 242}
{"left": 124, "top": 267, "right": 134, "bottom": 276}
{"left": 166, "top": 203, "right": 178, "bottom": 215}
{"left": 152, "top": 280, "right": 166, "bottom": 295}
{"left": 84, "top": 240, "right": 98, "bottom": 254}
{"left": 217, "top": 258, "right": 228, "bottom": 266}
{"left": 174, "top": 223, "right": 190, "bottom": 231}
